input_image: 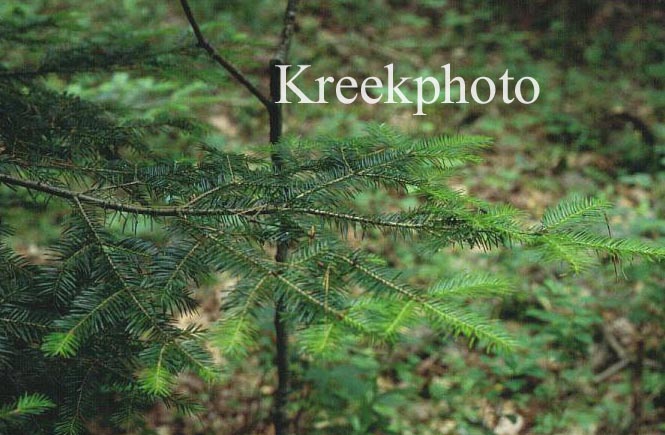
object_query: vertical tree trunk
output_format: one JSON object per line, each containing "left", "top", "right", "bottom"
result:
{"left": 272, "top": 292, "right": 289, "bottom": 435}
{"left": 179, "top": 1, "right": 298, "bottom": 432}
{"left": 270, "top": 57, "right": 289, "bottom": 435}
{"left": 269, "top": 3, "right": 298, "bottom": 432}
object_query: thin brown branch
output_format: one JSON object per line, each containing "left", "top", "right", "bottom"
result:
{"left": 593, "top": 358, "right": 630, "bottom": 384}
{"left": 273, "top": 0, "right": 299, "bottom": 63}
{"left": 80, "top": 180, "right": 142, "bottom": 194}
{"left": 0, "top": 173, "right": 270, "bottom": 218}
{"left": 603, "top": 324, "right": 628, "bottom": 360}
{"left": 286, "top": 207, "right": 457, "bottom": 230}
{"left": 0, "top": 173, "right": 459, "bottom": 230}
{"left": 178, "top": 0, "right": 272, "bottom": 110}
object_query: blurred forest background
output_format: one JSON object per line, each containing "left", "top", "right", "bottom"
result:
{"left": 2, "top": 0, "right": 665, "bottom": 434}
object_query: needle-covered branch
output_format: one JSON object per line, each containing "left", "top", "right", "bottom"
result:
{"left": 0, "top": 173, "right": 270, "bottom": 218}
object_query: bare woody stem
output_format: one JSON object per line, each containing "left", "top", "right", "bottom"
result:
{"left": 179, "top": 2, "right": 300, "bottom": 434}
{"left": 270, "top": 2, "right": 299, "bottom": 435}
{"left": 269, "top": 54, "right": 290, "bottom": 434}
{"left": 1, "top": 173, "right": 463, "bottom": 231}
{"left": 178, "top": 0, "right": 272, "bottom": 110}
{"left": 0, "top": 173, "right": 268, "bottom": 217}
{"left": 274, "top": 0, "right": 299, "bottom": 66}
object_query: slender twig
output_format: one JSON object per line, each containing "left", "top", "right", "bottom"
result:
{"left": 184, "top": 184, "right": 226, "bottom": 207}
{"left": 0, "top": 173, "right": 270, "bottom": 217}
{"left": 273, "top": 0, "right": 299, "bottom": 64}
{"left": 80, "top": 180, "right": 142, "bottom": 194}
{"left": 74, "top": 197, "right": 164, "bottom": 336}
{"left": 603, "top": 324, "right": 628, "bottom": 360}
{"left": 593, "top": 358, "right": 630, "bottom": 384}
{"left": 287, "top": 207, "right": 458, "bottom": 230}
{"left": 178, "top": 0, "right": 272, "bottom": 110}
{"left": 0, "top": 173, "right": 463, "bottom": 231}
